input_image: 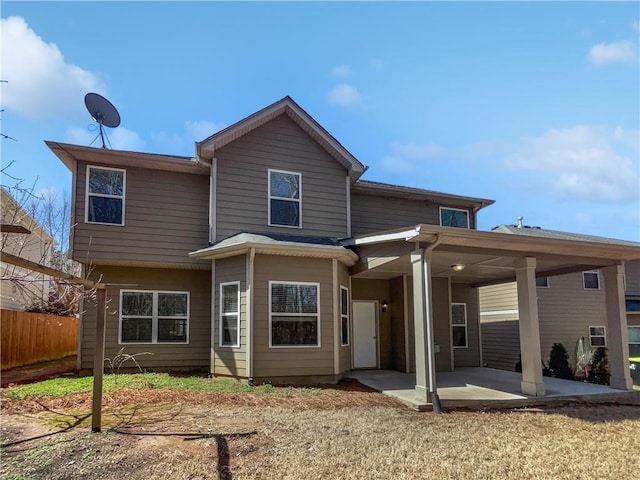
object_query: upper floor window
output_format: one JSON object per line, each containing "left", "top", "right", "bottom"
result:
{"left": 86, "top": 166, "right": 125, "bottom": 225}
{"left": 583, "top": 270, "right": 600, "bottom": 290}
{"left": 269, "top": 169, "right": 301, "bottom": 228}
{"left": 120, "top": 290, "right": 189, "bottom": 344}
{"left": 440, "top": 207, "right": 469, "bottom": 229}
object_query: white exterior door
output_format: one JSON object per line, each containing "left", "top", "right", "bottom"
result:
{"left": 353, "top": 301, "right": 377, "bottom": 369}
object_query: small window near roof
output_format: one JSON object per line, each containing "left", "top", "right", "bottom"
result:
{"left": 86, "top": 166, "right": 125, "bottom": 225}
{"left": 589, "top": 326, "right": 606, "bottom": 347}
{"left": 440, "top": 207, "right": 469, "bottom": 228}
{"left": 269, "top": 169, "right": 301, "bottom": 228}
{"left": 583, "top": 271, "right": 600, "bottom": 290}
{"left": 536, "top": 277, "right": 549, "bottom": 288}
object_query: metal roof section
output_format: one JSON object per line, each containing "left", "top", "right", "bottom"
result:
{"left": 196, "top": 96, "right": 367, "bottom": 181}
{"left": 45, "top": 141, "right": 210, "bottom": 175}
{"left": 190, "top": 232, "right": 359, "bottom": 266}
{"left": 353, "top": 179, "right": 495, "bottom": 211}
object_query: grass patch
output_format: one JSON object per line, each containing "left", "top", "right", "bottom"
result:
{"left": 1, "top": 373, "right": 320, "bottom": 400}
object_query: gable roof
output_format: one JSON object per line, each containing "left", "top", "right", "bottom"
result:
{"left": 492, "top": 224, "right": 639, "bottom": 247}
{"left": 196, "top": 96, "right": 367, "bottom": 181}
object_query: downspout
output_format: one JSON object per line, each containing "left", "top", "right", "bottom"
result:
{"left": 422, "top": 234, "right": 443, "bottom": 413}
{"left": 246, "top": 248, "right": 256, "bottom": 386}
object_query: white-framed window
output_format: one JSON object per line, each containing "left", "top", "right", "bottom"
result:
{"left": 269, "top": 281, "right": 319, "bottom": 347}
{"left": 589, "top": 326, "right": 606, "bottom": 347}
{"left": 628, "top": 326, "right": 640, "bottom": 357}
{"left": 120, "top": 290, "right": 189, "bottom": 344}
{"left": 86, "top": 165, "right": 125, "bottom": 225}
{"left": 340, "top": 286, "right": 349, "bottom": 346}
{"left": 219, "top": 281, "right": 240, "bottom": 347}
{"left": 451, "top": 303, "right": 468, "bottom": 348}
{"left": 536, "top": 276, "right": 549, "bottom": 288}
{"left": 268, "top": 169, "right": 302, "bottom": 228}
{"left": 440, "top": 207, "right": 469, "bottom": 229}
{"left": 583, "top": 270, "right": 600, "bottom": 290}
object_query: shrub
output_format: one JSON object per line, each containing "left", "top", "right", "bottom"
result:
{"left": 548, "top": 343, "right": 574, "bottom": 380}
{"left": 587, "top": 347, "right": 610, "bottom": 385}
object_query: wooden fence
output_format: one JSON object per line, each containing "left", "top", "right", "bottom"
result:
{"left": 1, "top": 309, "right": 78, "bottom": 369}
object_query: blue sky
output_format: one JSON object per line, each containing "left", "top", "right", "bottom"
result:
{"left": 2, "top": 1, "right": 639, "bottom": 241}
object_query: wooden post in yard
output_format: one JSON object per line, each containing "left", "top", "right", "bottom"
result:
{"left": 91, "top": 287, "right": 107, "bottom": 432}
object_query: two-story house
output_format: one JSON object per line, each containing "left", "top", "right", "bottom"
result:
{"left": 47, "top": 96, "right": 640, "bottom": 403}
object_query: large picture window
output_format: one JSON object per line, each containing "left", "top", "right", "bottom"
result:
{"left": 220, "top": 282, "right": 240, "bottom": 347}
{"left": 269, "top": 169, "right": 301, "bottom": 228}
{"left": 340, "top": 286, "right": 349, "bottom": 346}
{"left": 270, "top": 282, "right": 319, "bottom": 347}
{"left": 86, "top": 166, "right": 125, "bottom": 225}
{"left": 440, "top": 207, "right": 469, "bottom": 229}
{"left": 120, "top": 290, "right": 188, "bottom": 344}
{"left": 451, "top": 303, "right": 468, "bottom": 348}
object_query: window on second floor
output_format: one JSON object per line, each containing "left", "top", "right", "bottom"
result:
{"left": 269, "top": 169, "right": 301, "bottom": 228}
{"left": 440, "top": 207, "right": 469, "bottom": 229}
{"left": 583, "top": 270, "right": 600, "bottom": 290}
{"left": 536, "top": 276, "right": 549, "bottom": 288}
{"left": 86, "top": 166, "right": 125, "bottom": 225}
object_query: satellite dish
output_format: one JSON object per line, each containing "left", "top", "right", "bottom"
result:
{"left": 84, "top": 93, "right": 121, "bottom": 148}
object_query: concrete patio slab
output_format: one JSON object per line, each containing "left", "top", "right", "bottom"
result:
{"left": 349, "top": 367, "right": 640, "bottom": 411}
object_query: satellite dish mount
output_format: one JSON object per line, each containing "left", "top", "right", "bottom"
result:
{"left": 84, "top": 93, "right": 121, "bottom": 148}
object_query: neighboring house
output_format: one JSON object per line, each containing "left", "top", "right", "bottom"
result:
{"left": 46, "top": 96, "right": 640, "bottom": 400}
{"left": 1, "top": 187, "right": 54, "bottom": 310}
{"left": 479, "top": 224, "right": 640, "bottom": 371}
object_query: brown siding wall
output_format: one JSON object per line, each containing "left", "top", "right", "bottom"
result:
{"left": 252, "top": 255, "right": 336, "bottom": 380}
{"left": 626, "top": 260, "right": 640, "bottom": 296}
{"left": 338, "top": 262, "right": 352, "bottom": 373}
{"left": 481, "top": 320, "right": 521, "bottom": 371}
{"left": 80, "top": 267, "right": 211, "bottom": 370}
{"left": 215, "top": 116, "right": 348, "bottom": 241}
{"left": 451, "top": 284, "right": 481, "bottom": 367}
{"left": 432, "top": 278, "right": 452, "bottom": 371}
{"left": 390, "top": 276, "right": 407, "bottom": 372}
{"left": 213, "top": 255, "right": 247, "bottom": 378}
{"left": 73, "top": 163, "right": 209, "bottom": 267}
{"left": 350, "top": 193, "right": 439, "bottom": 237}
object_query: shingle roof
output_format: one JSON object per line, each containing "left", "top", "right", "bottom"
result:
{"left": 492, "top": 225, "right": 640, "bottom": 247}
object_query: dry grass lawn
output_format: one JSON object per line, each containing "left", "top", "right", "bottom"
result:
{"left": 1, "top": 386, "right": 638, "bottom": 479}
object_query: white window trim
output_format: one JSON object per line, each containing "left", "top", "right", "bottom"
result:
{"left": 583, "top": 270, "right": 600, "bottom": 290}
{"left": 118, "top": 289, "right": 190, "bottom": 344}
{"left": 340, "top": 285, "right": 350, "bottom": 347}
{"left": 439, "top": 206, "right": 470, "bottom": 229}
{"left": 85, "top": 165, "right": 126, "bottom": 226}
{"left": 219, "top": 281, "right": 240, "bottom": 348}
{"left": 451, "top": 302, "right": 468, "bottom": 349}
{"left": 268, "top": 169, "right": 302, "bottom": 229}
{"left": 269, "top": 280, "right": 320, "bottom": 348}
{"left": 536, "top": 276, "right": 550, "bottom": 288}
{"left": 589, "top": 325, "right": 606, "bottom": 347}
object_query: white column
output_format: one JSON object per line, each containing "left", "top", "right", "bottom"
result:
{"left": 411, "top": 248, "right": 436, "bottom": 402}
{"left": 515, "top": 257, "right": 545, "bottom": 396}
{"left": 602, "top": 264, "right": 632, "bottom": 390}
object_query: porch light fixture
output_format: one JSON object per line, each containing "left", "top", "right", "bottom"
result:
{"left": 451, "top": 264, "right": 465, "bottom": 272}
{"left": 381, "top": 300, "right": 388, "bottom": 313}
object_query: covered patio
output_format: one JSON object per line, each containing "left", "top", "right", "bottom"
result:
{"left": 350, "top": 368, "right": 639, "bottom": 411}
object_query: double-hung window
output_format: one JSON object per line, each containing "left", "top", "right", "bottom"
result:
{"left": 628, "top": 326, "right": 640, "bottom": 357}
{"left": 86, "top": 166, "right": 125, "bottom": 225}
{"left": 451, "top": 303, "right": 468, "bottom": 348}
{"left": 589, "top": 326, "right": 606, "bottom": 347}
{"left": 220, "top": 282, "right": 240, "bottom": 347}
{"left": 269, "top": 169, "right": 302, "bottom": 228}
{"left": 440, "top": 207, "right": 469, "bottom": 228}
{"left": 340, "top": 286, "right": 349, "bottom": 346}
{"left": 270, "top": 282, "right": 319, "bottom": 347}
{"left": 120, "top": 290, "right": 189, "bottom": 344}
{"left": 583, "top": 270, "right": 600, "bottom": 290}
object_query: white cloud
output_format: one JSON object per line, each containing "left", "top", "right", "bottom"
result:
{"left": 151, "top": 120, "right": 226, "bottom": 155}
{"left": 369, "top": 58, "right": 385, "bottom": 70}
{"left": 65, "top": 125, "right": 144, "bottom": 151}
{"left": 588, "top": 40, "right": 637, "bottom": 66}
{"left": 505, "top": 126, "right": 639, "bottom": 203}
{"left": 390, "top": 141, "right": 448, "bottom": 160}
{"left": 378, "top": 142, "right": 448, "bottom": 176}
{"left": 1, "top": 16, "right": 105, "bottom": 120}
{"left": 327, "top": 84, "right": 364, "bottom": 109}
{"left": 331, "top": 65, "right": 351, "bottom": 78}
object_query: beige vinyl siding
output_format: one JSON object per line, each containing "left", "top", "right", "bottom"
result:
{"left": 215, "top": 116, "right": 348, "bottom": 241}
{"left": 73, "top": 162, "right": 209, "bottom": 267}
{"left": 390, "top": 276, "right": 407, "bottom": 372}
{"left": 80, "top": 267, "right": 211, "bottom": 370}
{"left": 626, "top": 260, "right": 640, "bottom": 296}
{"left": 481, "top": 320, "right": 521, "bottom": 371}
{"left": 350, "top": 193, "right": 440, "bottom": 237}
{"left": 451, "top": 284, "right": 481, "bottom": 367}
{"left": 338, "top": 262, "right": 352, "bottom": 373}
{"left": 213, "top": 255, "right": 247, "bottom": 378}
{"left": 252, "top": 255, "right": 335, "bottom": 379}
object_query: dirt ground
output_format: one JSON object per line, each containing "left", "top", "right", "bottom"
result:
{"left": 0, "top": 356, "right": 77, "bottom": 387}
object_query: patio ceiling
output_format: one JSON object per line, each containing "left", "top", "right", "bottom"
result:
{"left": 345, "top": 225, "right": 640, "bottom": 287}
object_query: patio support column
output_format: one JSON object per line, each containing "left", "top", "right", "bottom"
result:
{"left": 515, "top": 257, "right": 545, "bottom": 396}
{"left": 411, "top": 248, "right": 436, "bottom": 403}
{"left": 602, "top": 264, "right": 632, "bottom": 390}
